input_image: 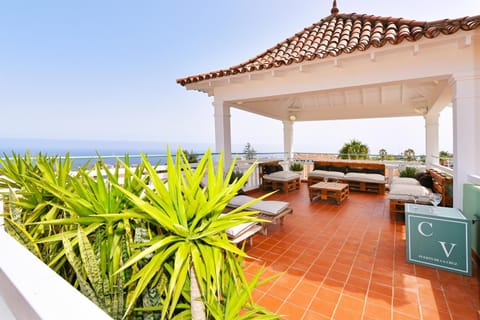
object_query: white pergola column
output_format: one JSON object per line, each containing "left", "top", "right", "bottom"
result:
{"left": 424, "top": 112, "right": 440, "bottom": 167}
{"left": 212, "top": 99, "right": 232, "bottom": 166}
{"left": 450, "top": 73, "right": 480, "bottom": 209}
{"left": 283, "top": 120, "right": 294, "bottom": 160}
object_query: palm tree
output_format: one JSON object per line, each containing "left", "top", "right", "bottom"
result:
{"left": 338, "top": 139, "right": 369, "bottom": 160}
{"left": 403, "top": 148, "right": 416, "bottom": 161}
{"left": 379, "top": 148, "right": 387, "bottom": 160}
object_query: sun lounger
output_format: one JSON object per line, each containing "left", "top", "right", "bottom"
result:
{"left": 226, "top": 222, "right": 263, "bottom": 246}
{"left": 227, "top": 195, "right": 293, "bottom": 235}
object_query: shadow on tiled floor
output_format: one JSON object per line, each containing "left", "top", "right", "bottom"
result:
{"left": 243, "top": 183, "right": 479, "bottom": 320}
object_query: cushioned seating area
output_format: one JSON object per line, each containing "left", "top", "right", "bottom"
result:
{"left": 308, "top": 160, "right": 386, "bottom": 194}
{"left": 227, "top": 195, "right": 293, "bottom": 235}
{"left": 388, "top": 171, "right": 436, "bottom": 217}
{"left": 259, "top": 161, "right": 301, "bottom": 193}
{"left": 388, "top": 183, "right": 432, "bottom": 203}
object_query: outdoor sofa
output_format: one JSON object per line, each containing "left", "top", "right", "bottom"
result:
{"left": 308, "top": 160, "right": 387, "bottom": 194}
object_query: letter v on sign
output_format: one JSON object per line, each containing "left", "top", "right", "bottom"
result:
{"left": 438, "top": 241, "right": 456, "bottom": 258}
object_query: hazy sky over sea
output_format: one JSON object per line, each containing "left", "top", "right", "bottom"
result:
{"left": 1, "top": 0, "right": 478, "bottom": 154}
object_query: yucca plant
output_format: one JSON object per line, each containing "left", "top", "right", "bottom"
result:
{"left": 113, "top": 148, "right": 278, "bottom": 319}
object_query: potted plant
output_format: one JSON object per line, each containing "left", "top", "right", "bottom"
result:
{"left": 289, "top": 161, "right": 304, "bottom": 172}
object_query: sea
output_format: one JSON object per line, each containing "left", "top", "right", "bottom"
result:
{"left": 0, "top": 138, "right": 283, "bottom": 168}
{"left": 0, "top": 138, "right": 214, "bottom": 168}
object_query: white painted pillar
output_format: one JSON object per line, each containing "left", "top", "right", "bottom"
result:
{"left": 212, "top": 99, "right": 232, "bottom": 166}
{"left": 450, "top": 73, "right": 480, "bottom": 209}
{"left": 283, "top": 120, "right": 294, "bottom": 160}
{"left": 424, "top": 112, "right": 440, "bottom": 167}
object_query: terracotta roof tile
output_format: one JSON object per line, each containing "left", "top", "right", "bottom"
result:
{"left": 177, "top": 9, "right": 480, "bottom": 86}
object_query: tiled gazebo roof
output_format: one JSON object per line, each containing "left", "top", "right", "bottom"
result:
{"left": 177, "top": 3, "right": 480, "bottom": 86}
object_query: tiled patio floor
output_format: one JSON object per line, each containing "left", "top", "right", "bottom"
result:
{"left": 243, "top": 183, "right": 479, "bottom": 320}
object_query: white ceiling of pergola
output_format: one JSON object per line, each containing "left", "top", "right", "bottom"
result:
{"left": 225, "top": 76, "right": 451, "bottom": 122}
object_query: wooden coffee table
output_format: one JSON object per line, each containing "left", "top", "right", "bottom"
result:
{"left": 309, "top": 182, "right": 349, "bottom": 205}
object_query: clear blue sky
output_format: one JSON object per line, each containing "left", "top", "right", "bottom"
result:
{"left": 1, "top": 0, "right": 478, "bottom": 155}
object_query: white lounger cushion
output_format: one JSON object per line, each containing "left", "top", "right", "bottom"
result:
{"left": 263, "top": 171, "right": 300, "bottom": 181}
{"left": 228, "top": 195, "right": 289, "bottom": 216}
{"left": 226, "top": 222, "right": 257, "bottom": 237}
{"left": 388, "top": 184, "right": 432, "bottom": 202}
{"left": 309, "top": 170, "right": 345, "bottom": 179}
{"left": 391, "top": 177, "right": 420, "bottom": 185}
{"left": 345, "top": 172, "right": 386, "bottom": 184}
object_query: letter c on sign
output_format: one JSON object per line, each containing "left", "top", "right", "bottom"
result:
{"left": 418, "top": 221, "right": 433, "bottom": 237}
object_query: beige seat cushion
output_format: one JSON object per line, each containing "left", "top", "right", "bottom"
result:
{"left": 228, "top": 195, "right": 289, "bottom": 216}
{"left": 345, "top": 172, "right": 386, "bottom": 183}
{"left": 309, "top": 170, "right": 345, "bottom": 179}
{"left": 263, "top": 171, "right": 300, "bottom": 181}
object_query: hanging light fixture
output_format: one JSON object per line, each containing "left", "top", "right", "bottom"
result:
{"left": 289, "top": 114, "right": 297, "bottom": 121}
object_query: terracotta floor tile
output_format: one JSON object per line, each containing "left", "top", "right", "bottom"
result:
{"left": 328, "top": 269, "right": 350, "bottom": 283}
{"left": 447, "top": 301, "right": 479, "bottom": 320}
{"left": 332, "top": 305, "right": 364, "bottom": 319}
{"left": 277, "top": 301, "right": 307, "bottom": 319}
{"left": 293, "top": 281, "right": 318, "bottom": 297}
{"left": 309, "top": 297, "right": 337, "bottom": 318}
{"left": 337, "top": 294, "right": 365, "bottom": 312}
{"left": 303, "top": 309, "right": 330, "bottom": 320}
{"left": 267, "top": 283, "right": 293, "bottom": 300}
{"left": 392, "top": 310, "right": 421, "bottom": 320}
{"left": 369, "top": 281, "right": 393, "bottom": 298}
{"left": 364, "top": 300, "right": 392, "bottom": 319}
{"left": 393, "top": 299, "right": 421, "bottom": 319}
{"left": 421, "top": 306, "right": 452, "bottom": 320}
{"left": 257, "top": 294, "right": 283, "bottom": 313}
{"left": 315, "top": 287, "right": 342, "bottom": 304}
{"left": 288, "top": 290, "right": 314, "bottom": 309}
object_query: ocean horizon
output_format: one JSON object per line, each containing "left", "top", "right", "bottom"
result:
{"left": 0, "top": 138, "right": 284, "bottom": 162}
